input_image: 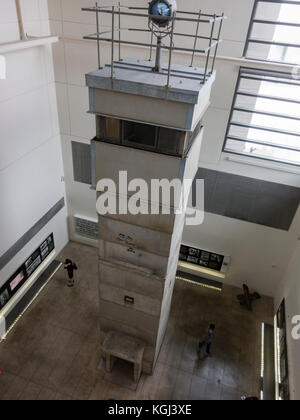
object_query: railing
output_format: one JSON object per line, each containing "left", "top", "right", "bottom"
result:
{"left": 81, "top": 2, "right": 226, "bottom": 86}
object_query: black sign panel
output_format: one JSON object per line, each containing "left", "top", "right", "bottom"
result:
{"left": 9, "top": 269, "right": 25, "bottom": 292}
{"left": 25, "top": 249, "right": 42, "bottom": 277}
{"left": 0, "top": 234, "right": 55, "bottom": 311}
{"left": 276, "top": 300, "right": 290, "bottom": 400}
{"left": 40, "top": 235, "right": 54, "bottom": 261}
{"left": 0, "top": 289, "right": 10, "bottom": 310}
{"left": 179, "top": 245, "right": 224, "bottom": 272}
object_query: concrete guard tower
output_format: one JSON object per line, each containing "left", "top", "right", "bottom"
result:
{"left": 83, "top": 2, "right": 225, "bottom": 380}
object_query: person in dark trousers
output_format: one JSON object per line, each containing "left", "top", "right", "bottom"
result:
{"left": 64, "top": 259, "right": 77, "bottom": 287}
{"left": 198, "top": 323, "right": 215, "bottom": 359}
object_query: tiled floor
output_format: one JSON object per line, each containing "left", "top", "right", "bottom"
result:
{"left": 0, "top": 242, "right": 274, "bottom": 400}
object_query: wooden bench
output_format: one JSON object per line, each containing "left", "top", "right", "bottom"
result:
{"left": 102, "top": 331, "right": 145, "bottom": 383}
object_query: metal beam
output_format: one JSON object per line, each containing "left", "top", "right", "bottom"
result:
{"left": 253, "top": 19, "right": 300, "bottom": 27}
{"left": 223, "top": 149, "right": 300, "bottom": 167}
{"left": 230, "top": 120, "right": 300, "bottom": 137}
{"left": 233, "top": 106, "right": 300, "bottom": 121}
{"left": 81, "top": 7, "right": 218, "bottom": 24}
{"left": 226, "top": 135, "right": 300, "bottom": 152}
{"left": 236, "top": 90, "right": 300, "bottom": 105}
{"left": 248, "top": 38, "right": 300, "bottom": 49}
{"left": 83, "top": 35, "right": 208, "bottom": 54}
{"left": 15, "top": 0, "right": 27, "bottom": 40}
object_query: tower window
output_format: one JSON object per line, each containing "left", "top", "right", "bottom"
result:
{"left": 95, "top": 116, "right": 202, "bottom": 157}
{"left": 123, "top": 121, "right": 158, "bottom": 149}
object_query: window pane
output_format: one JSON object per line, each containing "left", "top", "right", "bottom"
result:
{"left": 225, "top": 139, "right": 300, "bottom": 165}
{"left": 251, "top": 23, "right": 300, "bottom": 43}
{"left": 229, "top": 125, "right": 300, "bottom": 150}
{"left": 123, "top": 121, "right": 157, "bottom": 148}
{"left": 232, "top": 111, "right": 300, "bottom": 134}
{"left": 255, "top": 2, "right": 281, "bottom": 21}
{"left": 280, "top": 46, "right": 300, "bottom": 64}
{"left": 245, "top": 0, "right": 300, "bottom": 64}
{"left": 238, "top": 79, "right": 300, "bottom": 102}
{"left": 235, "top": 95, "right": 300, "bottom": 119}
{"left": 276, "top": 3, "right": 300, "bottom": 24}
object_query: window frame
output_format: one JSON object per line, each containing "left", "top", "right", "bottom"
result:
{"left": 222, "top": 67, "right": 300, "bottom": 167}
{"left": 243, "top": 0, "right": 300, "bottom": 65}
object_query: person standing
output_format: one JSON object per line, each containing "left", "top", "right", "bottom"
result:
{"left": 64, "top": 259, "right": 77, "bottom": 287}
{"left": 198, "top": 323, "right": 215, "bottom": 359}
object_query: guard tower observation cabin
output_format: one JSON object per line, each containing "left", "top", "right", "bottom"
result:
{"left": 83, "top": 1, "right": 226, "bottom": 379}
{"left": 84, "top": 2, "right": 225, "bottom": 157}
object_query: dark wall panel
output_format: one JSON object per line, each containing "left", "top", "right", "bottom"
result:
{"left": 72, "top": 141, "right": 92, "bottom": 185}
{"left": 5, "top": 260, "right": 61, "bottom": 330}
{"left": 195, "top": 168, "right": 300, "bottom": 231}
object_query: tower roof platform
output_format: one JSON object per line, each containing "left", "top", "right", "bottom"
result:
{"left": 86, "top": 59, "right": 216, "bottom": 131}
{"left": 86, "top": 58, "right": 216, "bottom": 105}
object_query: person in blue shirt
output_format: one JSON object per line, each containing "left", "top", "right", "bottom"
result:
{"left": 198, "top": 324, "right": 216, "bottom": 359}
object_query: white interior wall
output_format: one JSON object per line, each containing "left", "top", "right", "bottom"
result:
{"left": 275, "top": 243, "right": 300, "bottom": 401}
{"left": 0, "top": 0, "right": 51, "bottom": 43}
{"left": 0, "top": 0, "right": 69, "bottom": 288}
{"left": 48, "top": 0, "right": 300, "bottom": 297}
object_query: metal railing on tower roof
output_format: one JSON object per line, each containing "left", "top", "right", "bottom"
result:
{"left": 81, "top": 2, "right": 226, "bottom": 87}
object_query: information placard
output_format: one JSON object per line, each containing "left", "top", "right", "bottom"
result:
{"left": 179, "top": 245, "right": 224, "bottom": 272}
{"left": 0, "top": 234, "right": 55, "bottom": 311}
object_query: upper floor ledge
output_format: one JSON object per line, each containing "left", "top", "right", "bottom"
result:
{"left": 0, "top": 36, "right": 59, "bottom": 55}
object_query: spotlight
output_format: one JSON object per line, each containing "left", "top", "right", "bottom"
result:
{"left": 149, "top": 0, "right": 177, "bottom": 28}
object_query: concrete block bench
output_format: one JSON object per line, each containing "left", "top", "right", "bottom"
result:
{"left": 102, "top": 331, "right": 145, "bottom": 383}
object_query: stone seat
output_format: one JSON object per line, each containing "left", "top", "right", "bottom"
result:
{"left": 102, "top": 331, "right": 145, "bottom": 383}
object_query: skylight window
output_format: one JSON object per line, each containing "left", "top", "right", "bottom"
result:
{"left": 244, "top": 0, "right": 300, "bottom": 64}
{"left": 223, "top": 68, "right": 300, "bottom": 166}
